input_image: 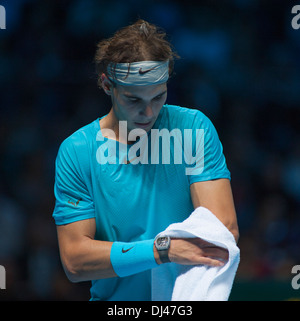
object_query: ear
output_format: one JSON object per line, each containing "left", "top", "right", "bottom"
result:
{"left": 101, "top": 73, "right": 113, "bottom": 95}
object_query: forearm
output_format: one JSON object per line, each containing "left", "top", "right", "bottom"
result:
{"left": 60, "top": 237, "right": 116, "bottom": 282}
{"left": 60, "top": 236, "right": 161, "bottom": 282}
{"left": 57, "top": 215, "right": 229, "bottom": 284}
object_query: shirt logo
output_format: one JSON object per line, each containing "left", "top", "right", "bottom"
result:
{"left": 68, "top": 198, "right": 82, "bottom": 207}
{"left": 122, "top": 246, "right": 134, "bottom": 253}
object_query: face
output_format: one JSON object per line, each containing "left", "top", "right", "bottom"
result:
{"left": 103, "top": 78, "right": 167, "bottom": 133}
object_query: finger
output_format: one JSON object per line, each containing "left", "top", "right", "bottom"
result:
{"left": 187, "top": 238, "right": 229, "bottom": 261}
{"left": 205, "top": 247, "right": 229, "bottom": 261}
{"left": 197, "top": 257, "right": 225, "bottom": 267}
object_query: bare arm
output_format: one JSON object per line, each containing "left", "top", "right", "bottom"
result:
{"left": 162, "top": 178, "right": 238, "bottom": 266}
{"left": 56, "top": 218, "right": 117, "bottom": 282}
{"left": 57, "top": 179, "right": 238, "bottom": 283}
{"left": 57, "top": 216, "right": 229, "bottom": 283}
{"left": 190, "top": 178, "right": 239, "bottom": 242}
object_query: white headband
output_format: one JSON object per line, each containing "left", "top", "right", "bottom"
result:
{"left": 106, "top": 60, "right": 169, "bottom": 86}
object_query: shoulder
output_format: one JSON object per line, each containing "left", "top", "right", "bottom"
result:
{"left": 59, "top": 119, "right": 99, "bottom": 155}
{"left": 161, "top": 104, "right": 213, "bottom": 129}
{"left": 56, "top": 119, "right": 99, "bottom": 174}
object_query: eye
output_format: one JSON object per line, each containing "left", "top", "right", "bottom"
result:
{"left": 153, "top": 92, "right": 166, "bottom": 101}
{"left": 128, "top": 97, "right": 140, "bottom": 103}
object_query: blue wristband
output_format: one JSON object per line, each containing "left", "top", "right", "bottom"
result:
{"left": 110, "top": 239, "right": 159, "bottom": 277}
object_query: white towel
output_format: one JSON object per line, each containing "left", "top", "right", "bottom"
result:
{"left": 151, "top": 206, "right": 240, "bottom": 301}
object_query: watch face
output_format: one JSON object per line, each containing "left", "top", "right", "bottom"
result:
{"left": 157, "top": 237, "right": 168, "bottom": 246}
{"left": 156, "top": 236, "right": 170, "bottom": 250}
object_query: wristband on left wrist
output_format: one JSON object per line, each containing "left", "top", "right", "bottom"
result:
{"left": 110, "top": 239, "right": 158, "bottom": 277}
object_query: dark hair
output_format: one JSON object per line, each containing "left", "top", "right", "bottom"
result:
{"left": 94, "top": 19, "right": 179, "bottom": 88}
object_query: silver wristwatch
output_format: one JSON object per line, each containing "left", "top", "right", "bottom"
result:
{"left": 154, "top": 235, "right": 171, "bottom": 263}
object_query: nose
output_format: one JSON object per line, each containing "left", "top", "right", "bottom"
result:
{"left": 141, "top": 104, "right": 154, "bottom": 118}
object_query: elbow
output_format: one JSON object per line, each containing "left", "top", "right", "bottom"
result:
{"left": 65, "top": 268, "right": 81, "bottom": 283}
{"left": 61, "top": 257, "right": 84, "bottom": 283}
{"left": 231, "top": 228, "right": 239, "bottom": 244}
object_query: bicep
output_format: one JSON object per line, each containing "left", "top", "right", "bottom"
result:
{"left": 57, "top": 218, "right": 96, "bottom": 243}
{"left": 56, "top": 218, "right": 96, "bottom": 265}
{"left": 190, "top": 178, "right": 239, "bottom": 242}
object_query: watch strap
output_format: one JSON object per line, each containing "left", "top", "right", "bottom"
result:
{"left": 158, "top": 249, "right": 171, "bottom": 263}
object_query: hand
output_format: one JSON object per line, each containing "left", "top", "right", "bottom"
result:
{"left": 167, "top": 238, "right": 228, "bottom": 267}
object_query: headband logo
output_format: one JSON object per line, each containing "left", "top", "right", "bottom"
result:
{"left": 139, "top": 67, "right": 157, "bottom": 75}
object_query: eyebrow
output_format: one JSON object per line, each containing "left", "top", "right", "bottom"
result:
{"left": 124, "top": 90, "right": 167, "bottom": 100}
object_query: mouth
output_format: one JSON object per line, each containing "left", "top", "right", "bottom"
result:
{"left": 134, "top": 121, "right": 152, "bottom": 129}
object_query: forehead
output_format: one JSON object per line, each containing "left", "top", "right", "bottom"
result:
{"left": 117, "top": 82, "right": 167, "bottom": 97}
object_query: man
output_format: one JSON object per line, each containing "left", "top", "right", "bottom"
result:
{"left": 53, "top": 20, "right": 239, "bottom": 301}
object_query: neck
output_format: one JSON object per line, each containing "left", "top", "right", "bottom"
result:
{"left": 100, "top": 109, "right": 136, "bottom": 145}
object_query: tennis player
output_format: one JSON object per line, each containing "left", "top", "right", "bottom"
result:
{"left": 52, "top": 20, "right": 239, "bottom": 301}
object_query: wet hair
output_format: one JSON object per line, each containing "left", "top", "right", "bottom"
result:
{"left": 94, "top": 19, "right": 179, "bottom": 88}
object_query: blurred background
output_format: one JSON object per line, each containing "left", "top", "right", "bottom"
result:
{"left": 0, "top": 0, "right": 300, "bottom": 301}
